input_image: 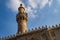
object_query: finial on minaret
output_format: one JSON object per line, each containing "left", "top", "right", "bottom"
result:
{"left": 18, "top": 4, "right": 25, "bottom": 13}
{"left": 16, "top": 4, "right": 28, "bottom": 34}
{"left": 19, "top": 4, "right": 24, "bottom": 8}
{"left": 20, "top": 4, "right": 22, "bottom": 7}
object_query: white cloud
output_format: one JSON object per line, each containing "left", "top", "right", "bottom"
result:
{"left": 40, "top": 0, "right": 48, "bottom": 9}
{"left": 25, "top": 6, "right": 37, "bottom": 18}
{"left": 6, "top": 0, "right": 24, "bottom": 12}
{"left": 28, "top": 0, "right": 53, "bottom": 9}
{"left": 6, "top": 0, "right": 53, "bottom": 18}
{"left": 28, "top": 0, "right": 40, "bottom": 8}
{"left": 48, "top": 0, "right": 53, "bottom": 7}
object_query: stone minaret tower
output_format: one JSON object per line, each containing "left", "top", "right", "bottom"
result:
{"left": 16, "top": 4, "right": 28, "bottom": 34}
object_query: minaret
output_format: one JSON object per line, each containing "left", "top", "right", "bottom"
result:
{"left": 16, "top": 4, "right": 28, "bottom": 34}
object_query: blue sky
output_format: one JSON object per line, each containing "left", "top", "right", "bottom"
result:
{"left": 0, "top": 0, "right": 60, "bottom": 37}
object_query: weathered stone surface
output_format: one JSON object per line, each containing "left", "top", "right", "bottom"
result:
{"left": 16, "top": 4, "right": 28, "bottom": 34}
{"left": 1, "top": 25, "right": 60, "bottom": 40}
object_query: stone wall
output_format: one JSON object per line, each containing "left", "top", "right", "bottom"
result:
{"left": 1, "top": 24, "right": 60, "bottom": 40}
{"left": 16, "top": 28, "right": 51, "bottom": 40}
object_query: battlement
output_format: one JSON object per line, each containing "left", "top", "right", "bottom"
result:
{"left": 0, "top": 24, "right": 60, "bottom": 40}
{"left": 0, "top": 34, "right": 16, "bottom": 40}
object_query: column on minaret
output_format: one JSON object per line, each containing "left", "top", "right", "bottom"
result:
{"left": 16, "top": 4, "right": 28, "bottom": 34}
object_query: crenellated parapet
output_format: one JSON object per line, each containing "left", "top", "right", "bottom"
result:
{"left": 0, "top": 34, "right": 16, "bottom": 40}
{"left": 0, "top": 24, "right": 60, "bottom": 40}
{"left": 48, "top": 24, "right": 60, "bottom": 30}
